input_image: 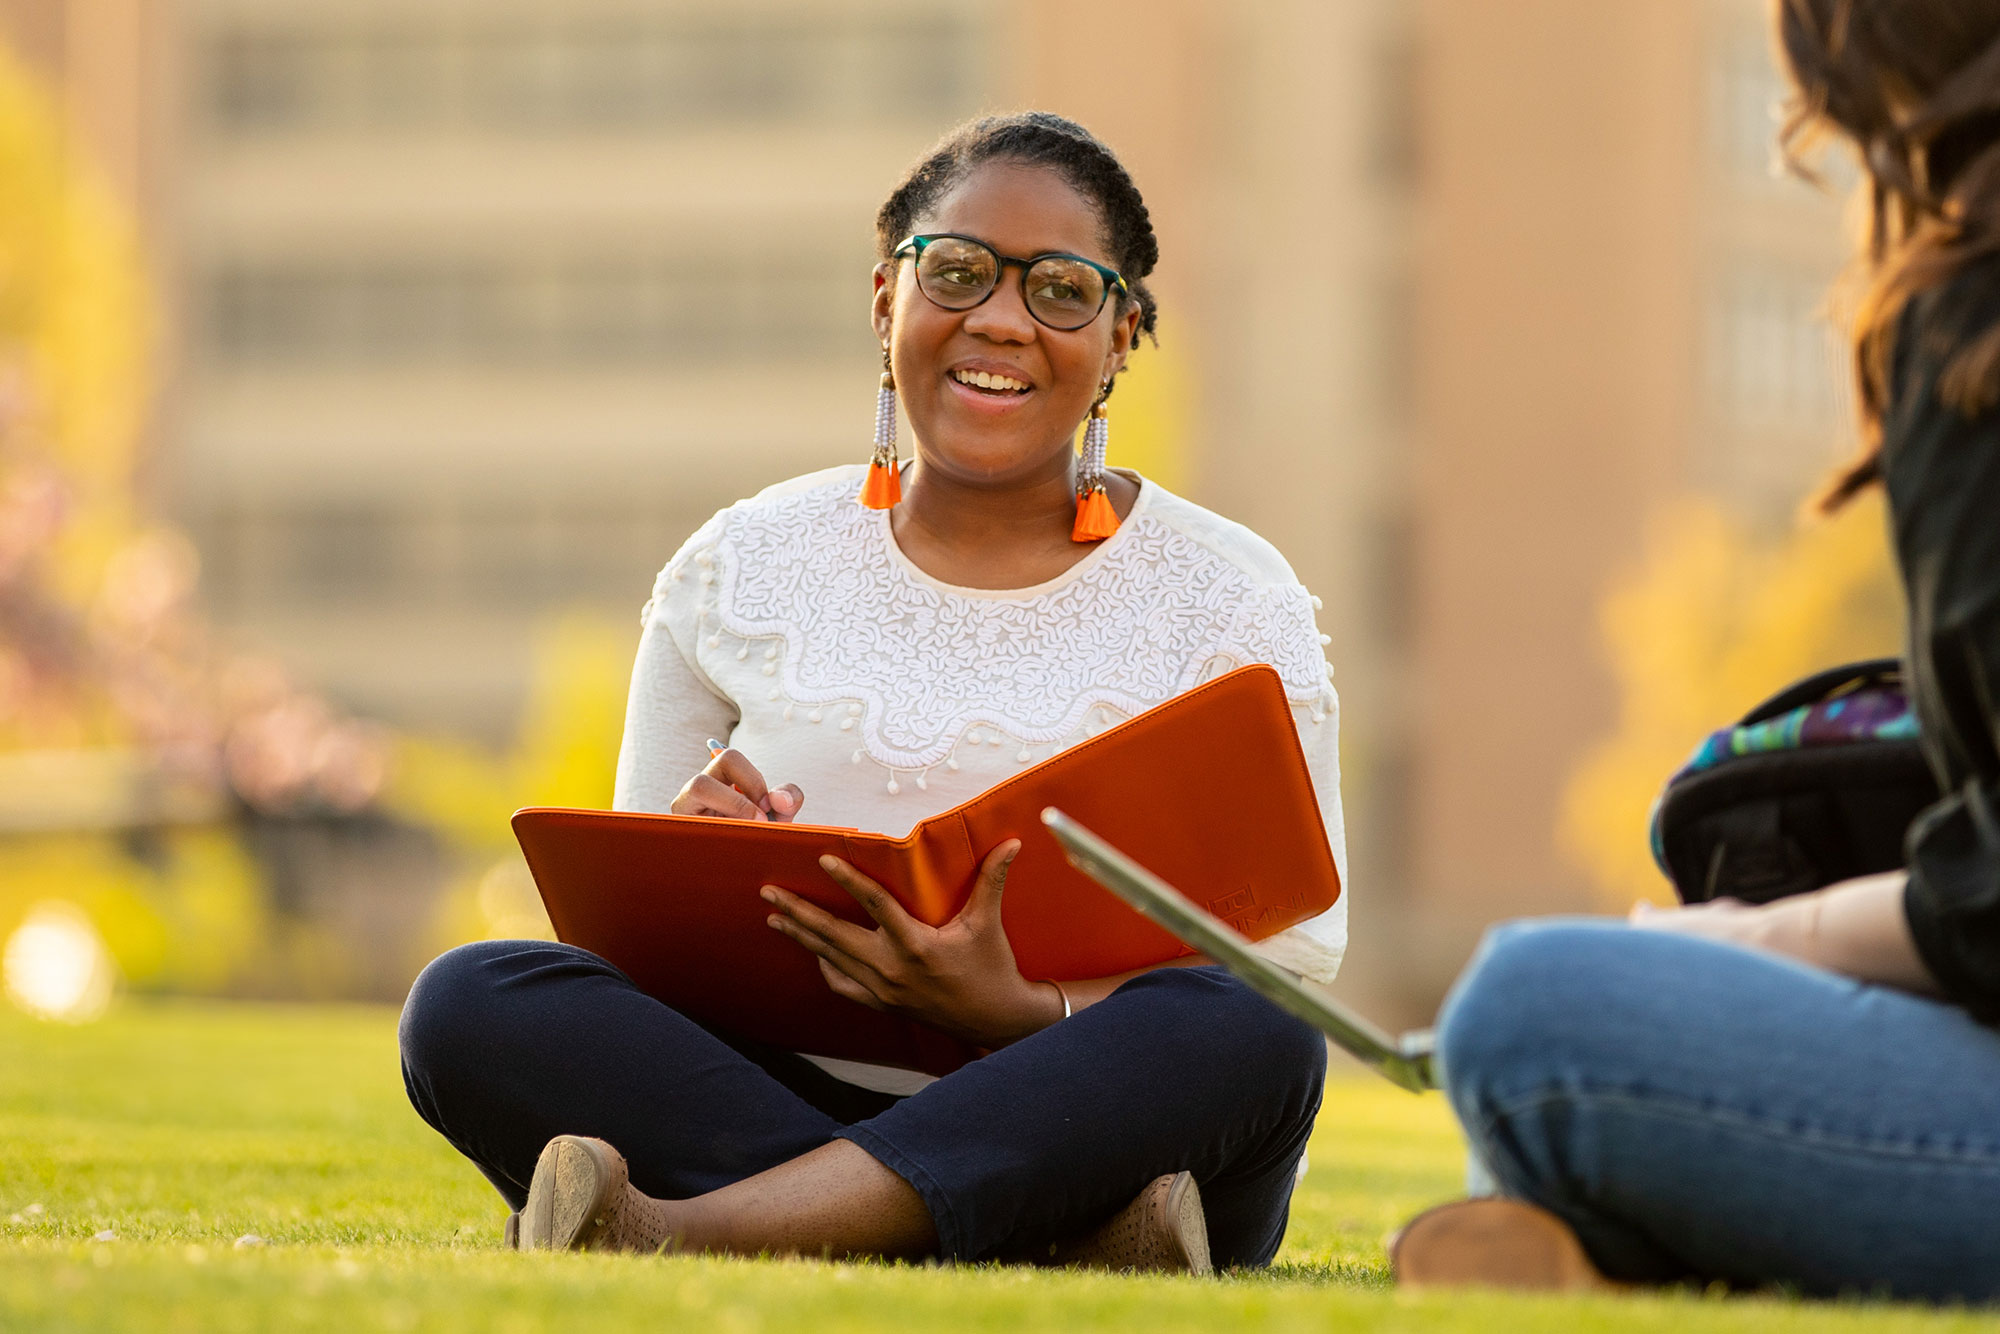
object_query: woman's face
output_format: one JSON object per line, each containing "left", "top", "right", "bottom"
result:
{"left": 872, "top": 160, "right": 1140, "bottom": 489}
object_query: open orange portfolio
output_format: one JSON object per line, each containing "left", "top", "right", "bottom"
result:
{"left": 512, "top": 664, "right": 1341, "bottom": 1076}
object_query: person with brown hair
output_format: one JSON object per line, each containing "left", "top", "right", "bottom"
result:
{"left": 1393, "top": 0, "right": 2000, "bottom": 1301}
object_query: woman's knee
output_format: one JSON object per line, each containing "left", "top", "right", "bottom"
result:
{"left": 398, "top": 939, "right": 606, "bottom": 1071}
{"left": 1208, "top": 969, "right": 1327, "bottom": 1080}
{"left": 1436, "top": 919, "right": 1675, "bottom": 1109}
{"left": 401, "top": 941, "right": 508, "bottom": 1069}
{"left": 1126, "top": 966, "right": 1327, "bottom": 1095}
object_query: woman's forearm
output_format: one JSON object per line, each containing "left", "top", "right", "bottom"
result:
{"left": 1634, "top": 872, "right": 1943, "bottom": 996}
{"left": 1050, "top": 955, "right": 1211, "bottom": 1017}
{"left": 1754, "top": 873, "right": 1937, "bottom": 993}
{"left": 1786, "top": 871, "right": 1942, "bottom": 995}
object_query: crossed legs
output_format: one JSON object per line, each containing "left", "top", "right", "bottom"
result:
{"left": 1436, "top": 919, "right": 2000, "bottom": 1301}
{"left": 399, "top": 940, "right": 1325, "bottom": 1265}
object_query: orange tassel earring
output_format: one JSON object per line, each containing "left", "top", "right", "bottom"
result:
{"left": 1071, "top": 392, "right": 1119, "bottom": 542}
{"left": 859, "top": 354, "right": 901, "bottom": 510}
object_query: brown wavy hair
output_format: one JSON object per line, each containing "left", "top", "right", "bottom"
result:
{"left": 1776, "top": 0, "right": 2000, "bottom": 509}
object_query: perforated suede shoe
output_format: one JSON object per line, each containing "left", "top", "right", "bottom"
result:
{"left": 1047, "top": 1171, "right": 1212, "bottom": 1275}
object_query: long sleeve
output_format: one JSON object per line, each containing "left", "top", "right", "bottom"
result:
{"left": 1197, "top": 564, "right": 1349, "bottom": 985}
{"left": 1885, "top": 268, "right": 2000, "bottom": 1020}
{"left": 1249, "top": 687, "right": 1349, "bottom": 983}
{"left": 613, "top": 530, "right": 740, "bottom": 815}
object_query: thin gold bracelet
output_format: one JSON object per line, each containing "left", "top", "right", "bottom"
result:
{"left": 1049, "top": 980, "right": 1073, "bottom": 1020}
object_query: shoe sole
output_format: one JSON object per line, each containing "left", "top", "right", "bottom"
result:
{"left": 1162, "top": 1172, "right": 1213, "bottom": 1276}
{"left": 1390, "top": 1198, "right": 1616, "bottom": 1292}
{"left": 520, "top": 1136, "right": 626, "bottom": 1251}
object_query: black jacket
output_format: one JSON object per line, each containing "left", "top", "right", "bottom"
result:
{"left": 1887, "top": 256, "right": 2000, "bottom": 1021}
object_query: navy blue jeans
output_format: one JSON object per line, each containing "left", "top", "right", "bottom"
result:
{"left": 399, "top": 940, "right": 1325, "bottom": 1265}
{"left": 1439, "top": 919, "right": 2000, "bottom": 1302}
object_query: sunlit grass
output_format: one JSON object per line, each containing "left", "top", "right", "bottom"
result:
{"left": 1, "top": 999, "right": 1994, "bottom": 1332}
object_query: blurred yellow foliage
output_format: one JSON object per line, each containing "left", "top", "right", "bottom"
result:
{"left": 1105, "top": 336, "right": 1188, "bottom": 493}
{"left": 0, "top": 43, "right": 228, "bottom": 995}
{"left": 0, "top": 46, "right": 387, "bottom": 1004}
{"left": 387, "top": 614, "right": 635, "bottom": 952}
{"left": 0, "top": 827, "right": 265, "bottom": 991}
{"left": 0, "top": 41, "right": 149, "bottom": 621}
{"left": 1560, "top": 495, "right": 1904, "bottom": 909}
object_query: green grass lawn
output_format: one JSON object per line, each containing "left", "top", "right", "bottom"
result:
{"left": 1, "top": 1000, "right": 1995, "bottom": 1332}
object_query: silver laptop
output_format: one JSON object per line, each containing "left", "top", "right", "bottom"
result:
{"left": 1041, "top": 807, "right": 1436, "bottom": 1094}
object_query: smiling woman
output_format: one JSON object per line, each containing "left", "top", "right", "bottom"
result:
{"left": 397, "top": 112, "right": 1347, "bottom": 1275}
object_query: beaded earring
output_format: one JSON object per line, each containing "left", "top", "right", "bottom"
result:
{"left": 859, "top": 347, "right": 901, "bottom": 510}
{"left": 1072, "top": 386, "right": 1119, "bottom": 542}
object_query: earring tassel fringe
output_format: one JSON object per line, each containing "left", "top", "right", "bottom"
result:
{"left": 1072, "top": 486, "right": 1119, "bottom": 541}
{"left": 860, "top": 458, "right": 902, "bottom": 509}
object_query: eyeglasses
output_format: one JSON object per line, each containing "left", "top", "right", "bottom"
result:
{"left": 892, "top": 233, "right": 1128, "bottom": 332}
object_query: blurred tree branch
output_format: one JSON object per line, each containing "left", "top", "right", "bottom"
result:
{"left": 1561, "top": 496, "right": 1903, "bottom": 908}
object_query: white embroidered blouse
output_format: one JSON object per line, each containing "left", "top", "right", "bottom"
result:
{"left": 612, "top": 465, "right": 1349, "bottom": 1078}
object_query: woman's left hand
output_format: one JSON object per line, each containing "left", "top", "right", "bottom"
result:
{"left": 760, "top": 839, "right": 1065, "bottom": 1049}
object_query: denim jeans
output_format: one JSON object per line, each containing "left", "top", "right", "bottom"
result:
{"left": 1438, "top": 919, "right": 2000, "bottom": 1302}
{"left": 398, "top": 940, "right": 1325, "bottom": 1265}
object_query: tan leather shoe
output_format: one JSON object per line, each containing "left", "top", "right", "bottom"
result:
{"left": 1390, "top": 1198, "right": 1620, "bottom": 1292}
{"left": 1046, "top": 1171, "right": 1212, "bottom": 1275}
{"left": 518, "top": 1135, "right": 678, "bottom": 1254}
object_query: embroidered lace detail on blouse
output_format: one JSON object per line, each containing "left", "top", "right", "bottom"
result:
{"left": 690, "top": 475, "right": 1328, "bottom": 772}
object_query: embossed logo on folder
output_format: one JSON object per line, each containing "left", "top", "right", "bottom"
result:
{"left": 1208, "top": 884, "right": 1313, "bottom": 935}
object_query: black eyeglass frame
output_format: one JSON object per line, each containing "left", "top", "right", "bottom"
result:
{"left": 891, "top": 233, "right": 1129, "bottom": 332}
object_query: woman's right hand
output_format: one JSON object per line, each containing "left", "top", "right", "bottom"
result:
{"left": 670, "top": 747, "right": 804, "bottom": 822}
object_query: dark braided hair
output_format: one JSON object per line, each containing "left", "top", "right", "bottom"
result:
{"left": 875, "top": 111, "right": 1161, "bottom": 349}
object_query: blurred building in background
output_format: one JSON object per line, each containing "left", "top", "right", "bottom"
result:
{"left": 172, "top": 0, "right": 1000, "bottom": 741}
{"left": 0, "top": 0, "right": 1866, "bottom": 1020}
{"left": 1400, "top": 0, "right": 1860, "bottom": 1008}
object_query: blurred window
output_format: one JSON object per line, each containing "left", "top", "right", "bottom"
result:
{"left": 454, "top": 510, "right": 561, "bottom": 603}
{"left": 285, "top": 505, "right": 405, "bottom": 603}
{"left": 1370, "top": 270, "right": 1414, "bottom": 428}
{"left": 201, "top": 247, "right": 865, "bottom": 369}
{"left": 202, "top": 13, "right": 977, "bottom": 136}
{"left": 1705, "top": 260, "right": 1852, "bottom": 437}
{"left": 1711, "top": 21, "right": 1785, "bottom": 187}
{"left": 210, "top": 28, "right": 321, "bottom": 131}
{"left": 1708, "top": 17, "right": 1859, "bottom": 195}
{"left": 1698, "top": 8, "right": 1858, "bottom": 520}
{"left": 187, "top": 502, "right": 691, "bottom": 612}
{"left": 1368, "top": 30, "right": 1418, "bottom": 189}
{"left": 356, "top": 27, "right": 452, "bottom": 128}
{"left": 449, "top": 506, "right": 672, "bottom": 605}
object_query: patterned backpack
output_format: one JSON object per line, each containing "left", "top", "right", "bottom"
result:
{"left": 1649, "top": 658, "right": 1940, "bottom": 904}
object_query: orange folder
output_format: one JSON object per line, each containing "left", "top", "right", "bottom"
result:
{"left": 512, "top": 664, "right": 1340, "bottom": 1076}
